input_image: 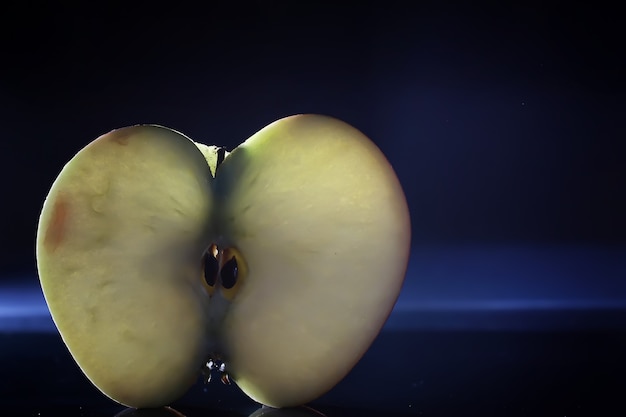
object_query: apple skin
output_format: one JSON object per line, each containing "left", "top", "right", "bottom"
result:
{"left": 35, "top": 115, "right": 410, "bottom": 408}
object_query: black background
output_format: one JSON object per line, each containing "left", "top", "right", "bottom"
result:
{"left": 1, "top": 1, "right": 624, "bottom": 276}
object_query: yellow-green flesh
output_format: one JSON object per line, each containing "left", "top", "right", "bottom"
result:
{"left": 36, "top": 115, "right": 411, "bottom": 408}
{"left": 36, "top": 126, "right": 215, "bottom": 407}
{"left": 215, "top": 116, "right": 410, "bottom": 406}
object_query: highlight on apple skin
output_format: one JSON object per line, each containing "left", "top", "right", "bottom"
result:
{"left": 35, "top": 114, "right": 411, "bottom": 408}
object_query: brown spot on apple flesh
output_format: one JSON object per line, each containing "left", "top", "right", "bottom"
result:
{"left": 108, "top": 129, "right": 132, "bottom": 146}
{"left": 44, "top": 194, "right": 69, "bottom": 252}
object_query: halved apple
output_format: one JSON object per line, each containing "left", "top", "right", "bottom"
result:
{"left": 36, "top": 114, "right": 411, "bottom": 408}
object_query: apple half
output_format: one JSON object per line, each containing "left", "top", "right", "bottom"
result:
{"left": 36, "top": 114, "right": 411, "bottom": 408}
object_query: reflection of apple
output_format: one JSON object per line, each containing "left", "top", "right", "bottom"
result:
{"left": 249, "top": 405, "right": 327, "bottom": 417}
{"left": 36, "top": 114, "right": 410, "bottom": 408}
{"left": 115, "top": 405, "right": 324, "bottom": 417}
{"left": 114, "top": 406, "right": 186, "bottom": 417}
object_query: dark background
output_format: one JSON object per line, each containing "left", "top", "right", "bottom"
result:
{"left": 1, "top": 1, "right": 624, "bottom": 277}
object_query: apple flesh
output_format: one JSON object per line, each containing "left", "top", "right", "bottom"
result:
{"left": 36, "top": 114, "right": 411, "bottom": 408}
